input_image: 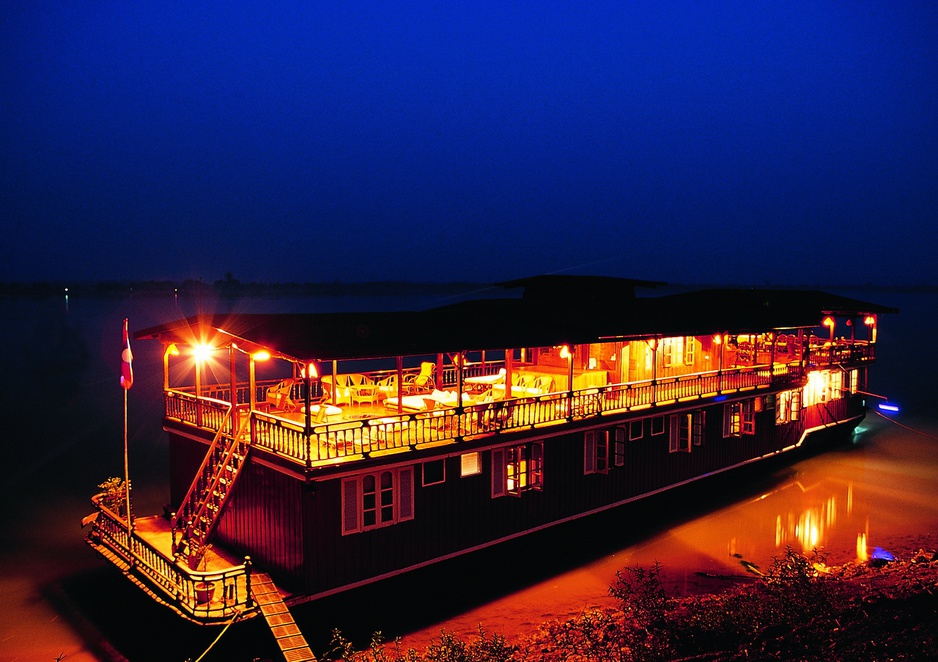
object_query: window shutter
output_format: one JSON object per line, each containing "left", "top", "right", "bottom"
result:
{"left": 668, "top": 414, "right": 680, "bottom": 452}
{"left": 693, "top": 410, "right": 706, "bottom": 445}
{"left": 398, "top": 466, "right": 414, "bottom": 521}
{"left": 341, "top": 477, "right": 360, "bottom": 535}
{"left": 491, "top": 448, "right": 507, "bottom": 498}
{"left": 614, "top": 427, "right": 626, "bottom": 466}
{"left": 532, "top": 442, "right": 544, "bottom": 489}
{"left": 584, "top": 432, "right": 596, "bottom": 474}
{"left": 683, "top": 337, "right": 696, "bottom": 365}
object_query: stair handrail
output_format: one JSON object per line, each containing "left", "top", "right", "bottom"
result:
{"left": 188, "top": 413, "right": 251, "bottom": 537}
{"left": 181, "top": 412, "right": 253, "bottom": 567}
{"left": 171, "top": 406, "right": 234, "bottom": 533}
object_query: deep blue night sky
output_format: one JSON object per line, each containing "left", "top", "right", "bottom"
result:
{"left": 2, "top": 1, "right": 936, "bottom": 286}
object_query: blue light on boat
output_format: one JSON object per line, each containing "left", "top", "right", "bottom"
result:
{"left": 878, "top": 403, "right": 900, "bottom": 413}
{"left": 871, "top": 547, "right": 895, "bottom": 561}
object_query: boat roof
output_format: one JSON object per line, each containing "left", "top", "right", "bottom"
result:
{"left": 135, "top": 277, "right": 898, "bottom": 362}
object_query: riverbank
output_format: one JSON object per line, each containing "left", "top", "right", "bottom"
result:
{"left": 345, "top": 534, "right": 938, "bottom": 661}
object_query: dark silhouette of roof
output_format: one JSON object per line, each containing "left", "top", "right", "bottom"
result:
{"left": 135, "top": 276, "right": 897, "bottom": 361}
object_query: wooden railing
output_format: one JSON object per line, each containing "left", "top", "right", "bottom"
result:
{"left": 229, "top": 361, "right": 804, "bottom": 463}
{"left": 87, "top": 495, "right": 254, "bottom": 623}
{"left": 162, "top": 357, "right": 832, "bottom": 466}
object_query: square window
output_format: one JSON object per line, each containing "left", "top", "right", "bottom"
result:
{"left": 422, "top": 459, "right": 445, "bottom": 486}
{"left": 460, "top": 452, "right": 481, "bottom": 477}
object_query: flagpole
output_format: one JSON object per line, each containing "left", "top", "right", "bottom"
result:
{"left": 124, "top": 383, "right": 132, "bottom": 538}
{"left": 121, "top": 317, "right": 134, "bottom": 539}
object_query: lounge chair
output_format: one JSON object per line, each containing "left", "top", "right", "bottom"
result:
{"left": 325, "top": 374, "right": 355, "bottom": 406}
{"left": 265, "top": 379, "right": 297, "bottom": 412}
{"left": 403, "top": 362, "right": 435, "bottom": 394}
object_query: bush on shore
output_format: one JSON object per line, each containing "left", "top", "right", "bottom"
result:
{"left": 317, "top": 546, "right": 938, "bottom": 661}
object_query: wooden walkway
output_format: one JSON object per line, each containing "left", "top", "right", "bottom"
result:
{"left": 251, "top": 572, "right": 317, "bottom": 661}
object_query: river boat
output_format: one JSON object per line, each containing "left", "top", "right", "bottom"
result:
{"left": 85, "top": 275, "right": 896, "bottom": 633}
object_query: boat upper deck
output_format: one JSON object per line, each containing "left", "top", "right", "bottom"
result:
{"left": 141, "top": 280, "right": 895, "bottom": 472}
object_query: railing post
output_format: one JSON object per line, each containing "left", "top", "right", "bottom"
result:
{"left": 171, "top": 511, "right": 177, "bottom": 555}
{"left": 244, "top": 556, "right": 253, "bottom": 608}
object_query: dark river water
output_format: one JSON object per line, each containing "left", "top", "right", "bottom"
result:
{"left": 1, "top": 287, "right": 935, "bottom": 661}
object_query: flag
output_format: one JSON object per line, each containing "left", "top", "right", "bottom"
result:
{"left": 121, "top": 317, "right": 134, "bottom": 390}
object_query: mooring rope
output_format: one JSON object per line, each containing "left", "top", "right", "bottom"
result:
{"left": 874, "top": 409, "right": 938, "bottom": 441}
{"left": 191, "top": 611, "right": 244, "bottom": 662}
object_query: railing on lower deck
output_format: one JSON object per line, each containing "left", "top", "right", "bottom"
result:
{"left": 162, "top": 360, "right": 809, "bottom": 466}
{"left": 87, "top": 495, "right": 253, "bottom": 623}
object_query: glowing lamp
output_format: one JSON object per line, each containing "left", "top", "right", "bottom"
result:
{"left": 559, "top": 345, "right": 571, "bottom": 359}
{"left": 192, "top": 343, "right": 215, "bottom": 362}
{"left": 165, "top": 343, "right": 180, "bottom": 357}
{"left": 822, "top": 317, "right": 834, "bottom": 329}
{"left": 251, "top": 350, "right": 271, "bottom": 362}
{"left": 864, "top": 316, "right": 875, "bottom": 326}
{"left": 301, "top": 362, "right": 318, "bottom": 379}
{"left": 712, "top": 334, "right": 722, "bottom": 345}
{"left": 877, "top": 402, "right": 900, "bottom": 413}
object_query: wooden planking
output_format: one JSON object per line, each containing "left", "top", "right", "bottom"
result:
{"left": 251, "top": 572, "right": 317, "bottom": 661}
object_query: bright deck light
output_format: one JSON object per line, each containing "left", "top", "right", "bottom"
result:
{"left": 192, "top": 343, "right": 215, "bottom": 362}
{"left": 878, "top": 403, "right": 900, "bottom": 413}
{"left": 252, "top": 350, "right": 271, "bottom": 361}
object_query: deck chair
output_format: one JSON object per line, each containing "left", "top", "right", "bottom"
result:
{"left": 403, "top": 362, "right": 435, "bottom": 394}
{"left": 350, "top": 374, "right": 381, "bottom": 406}
{"left": 265, "top": 379, "right": 297, "bottom": 412}
{"left": 311, "top": 403, "right": 329, "bottom": 424}
{"left": 376, "top": 374, "right": 398, "bottom": 400}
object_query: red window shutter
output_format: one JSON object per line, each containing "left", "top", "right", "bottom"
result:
{"left": 398, "top": 467, "right": 414, "bottom": 521}
{"left": 491, "top": 448, "right": 506, "bottom": 498}
{"left": 584, "top": 432, "right": 596, "bottom": 474}
{"left": 342, "top": 477, "right": 361, "bottom": 535}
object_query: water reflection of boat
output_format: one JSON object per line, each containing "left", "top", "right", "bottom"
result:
{"left": 84, "top": 275, "right": 896, "bottom": 639}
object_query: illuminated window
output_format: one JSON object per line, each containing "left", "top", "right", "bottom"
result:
{"left": 341, "top": 467, "right": 414, "bottom": 534}
{"left": 670, "top": 411, "right": 704, "bottom": 452}
{"left": 662, "top": 339, "right": 673, "bottom": 367}
{"left": 776, "top": 390, "right": 792, "bottom": 425}
{"left": 723, "top": 400, "right": 755, "bottom": 437}
{"left": 584, "top": 430, "right": 609, "bottom": 475}
{"left": 460, "top": 452, "right": 481, "bottom": 477}
{"left": 773, "top": 389, "right": 802, "bottom": 424}
{"left": 803, "top": 370, "right": 831, "bottom": 406}
{"left": 683, "top": 336, "right": 696, "bottom": 365}
{"left": 492, "top": 442, "right": 543, "bottom": 497}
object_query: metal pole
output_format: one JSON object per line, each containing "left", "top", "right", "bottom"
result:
{"left": 230, "top": 346, "right": 237, "bottom": 436}
{"left": 124, "top": 387, "right": 133, "bottom": 537}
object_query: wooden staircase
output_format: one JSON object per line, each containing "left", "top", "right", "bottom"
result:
{"left": 173, "top": 408, "right": 252, "bottom": 569}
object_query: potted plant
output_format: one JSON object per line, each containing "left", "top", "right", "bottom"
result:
{"left": 97, "top": 477, "right": 128, "bottom": 516}
{"left": 193, "top": 547, "right": 216, "bottom": 604}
